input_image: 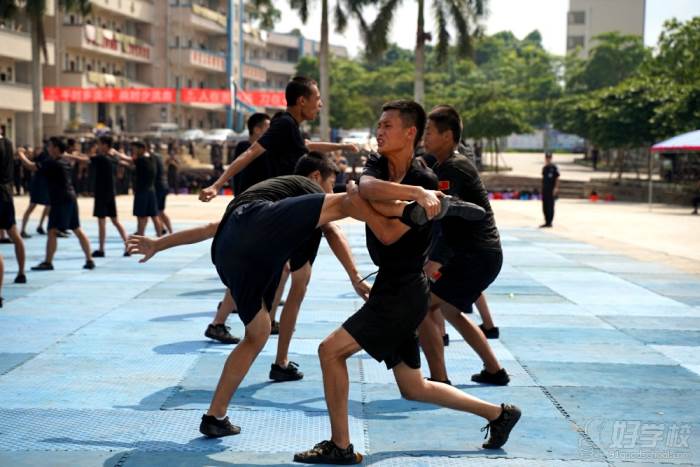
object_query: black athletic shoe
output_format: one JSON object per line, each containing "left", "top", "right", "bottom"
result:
{"left": 31, "top": 262, "right": 54, "bottom": 271}
{"left": 278, "top": 299, "right": 285, "bottom": 307}
{"left": 199, "top": 414, "right": 240, "bottom": 438}
{"left": 83, "top": 260, "right": 96, "bottom": 270}
{"left": 471, "top": 367, "right": 510, "bottom": 386}
{"left": 294, "top": 440, "right": 363, "bottom": 465}
{"left": 204, "top": 324, "right": 240, "bottom": 344}
{"left": 0, "top": 238, "right": 11, "bottom": 244}
{"left": 36, "top": 226, "right": 46, "bottom": 235}
{"left": 403, "top": 196, "right": 486, "bottom": 227}
{"left": 20, "top": 232, "right": 31, "bottom": 239}
{"left": 425, "top": 376, "right": 452, "bottom": 385}
{"left": 481, "top": 404, "right": 521, "bottom": 449}
{"left": 442, "top": 333, "right": 449, "bottom": 346}
{"left": 270, "top": 320, "right": 280, "bottom": 335}
{"left": 14, "top": 273, "right": 26, "bottom": 284}
{"left": 92, "top": 250, "right": 105, "bottom": 258}
{"left": 539, "top": 223, "right": 552, "bottom": 228}
{"left": 0, "top": 297, "right": 3, "bottom": 308}
{"left": 479, "top": 324, "right": 500, "bottom": 339}
{"left": 270, "top": 361, "right": 304, "bottom": 382}
{"left": 123, "top": 250, "right": 131, "bottom": 257}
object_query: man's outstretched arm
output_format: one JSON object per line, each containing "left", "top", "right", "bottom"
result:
{"left": 199, "top": 143, "right": 266, "bottom": 202}
{"left": 359, "top": 175, "right": 443, "bottom": 219}
{"left": 127, "top": 222, "right": 219, "bottom": 262}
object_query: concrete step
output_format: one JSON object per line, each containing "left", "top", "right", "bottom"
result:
{"left": 481, "top": 174, "right": 587, "bottom": 198}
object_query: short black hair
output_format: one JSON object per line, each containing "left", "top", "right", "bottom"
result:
{"left": 131, "top": 140, "right": 146, "bottom": 149}
{"left": 294, "top": 151, "right": 338, "bottom": 179}
{"left": 285, "top": 76, "right": 317, "bottom": 107}
{"left": 381, "top": 100, "right": 426, "bottom": 148}
{"left": 247, "top": 113, "right": 270, "bottom": 135}
{"left": 98, "top": 135, "right": 113, "bottom": 147}
{"left": 48, "top": 136, "right": 66, "bottom": 153}
{"left": 428, "top": 105, "right": 462, "bottom": 144}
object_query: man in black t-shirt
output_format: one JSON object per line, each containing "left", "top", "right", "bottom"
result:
{"left": 198, "top": 76, "right": 358, "bottom": 203}
{"left": 541, "top": 152, "right": 560, "bottom": 227}
{"left": 0, "top": 133, "right": 27, "bottom": 284}
{"left": 18, "top": 137, "right": 95, "bottom": 271}
{"left": 295, "top": 101, "right": 520, "bottom": 465}
{"left": 89, "top": 136, "right": 129, "bottom": 257}
{"left": 231, "top": 112, "right": 270, "bottom": 195}
{"left": 418, "top": 105, "right": 509, "bottom": 388}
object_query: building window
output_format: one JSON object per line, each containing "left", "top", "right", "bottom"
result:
{"left": 567, "top": 35, "right": 585, "bottom": 50}
{"left": 568, "top": 11, "right": 585, "bottom": 25}
{"left": 187, "top": 79, "right": 192, "bottom": 87}
{"left": 70, "top": 60, "right": 76, "bottom": 71}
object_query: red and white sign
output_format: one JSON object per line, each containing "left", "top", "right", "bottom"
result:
{"left": 238, "top": 90, "right": 286, "bottom": 108}
{"left": 43, "top": 87, "right": 176, "bottom": 103}
{"left": 180, "top": 88, "right": 231, "bottom": 104}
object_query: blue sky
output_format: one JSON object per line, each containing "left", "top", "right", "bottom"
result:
{"left": 274, "top": 0, "right": 700, "bottom": 57}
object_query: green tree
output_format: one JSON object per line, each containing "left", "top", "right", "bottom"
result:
{"left": 462, "top": 98, "right": 531, "bottom": 156}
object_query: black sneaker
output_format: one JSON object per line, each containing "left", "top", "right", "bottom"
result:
{"left": 0, "top": 297, "right": 3, "bottom": 308}
{"left": 442, "top": 333, "right": 449, "bottom": 346}
{"left": 481, "top": 403, "right": 521, "bottom": 449}
{"left": 270, "top": 361, "right": 304, "bottom": 382}
{"left": 0, "top": 238, "right": 12, "bottom": 244}
{"left": 123, "top": 250, "right": 131, "bottom": 257}
{"left": 20, "top": 231, "right": 31, "bottom": 239}
{"left": 270, "top": 320, "right": 280, "bottom": 335}
{"left": 199, "top": 414, "right": 240, "bottom": 438}
{"left": 204, "top": 324, "right": 240, "bottom": 344}
{"left": 403, "top": 196, "right": 486, "bottom": 227}
{"left": 92, "top": 250, "right": 105, "bottom": 258}
{"left": 14, "top": 273, "right": 26, "bottom": 284}
{"left": 31, "top": 262, "right": 54, "bottom": 271}
{"left": 294, "top": 440, "right": 363, "bottom": 465}
{"left": 479, "top": 324, "right": 500, "bottom": 339}
{"left": 471, "top": 367, "right": 510, "bottom": 386}
{"left": 539, "top": 223, "right": 552, "bottom": 228}
{"left": 425, "top": 376, "right": 452, "bottom": 385}
{"left": 83, "top": 260, "right": 95, "bottom": 270}
{"left": 36, "top": 226, "right": 46, "bottom": 235}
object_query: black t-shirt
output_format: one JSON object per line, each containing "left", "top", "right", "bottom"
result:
{"left": 133, "top": 155, "right": 157, "bottom": 193}
{"left": 542, "top": 164, "right": 560, "bottom": 193}
{"left": 153, "top": 153, "right": 168, "bottom": 192}
{"left": 430, "top": 153, "right": 501, "bottom": 262}
{"left": 37, "top": 156, "right": 76, "bottom": 204}
{"left": 360, "top": 152, "right": 438, "bottom": 272}
{"left": 233, "top": 140, "right": 269, "bottom": 194}
{"left": 256, "top": 112, "right": 307, "bottom": 177}
{"left": 212, "top": 175, "right": 323, "bottom": 262}
{"left": 0, "top": 138, "right": 14, "bottom": 201}
{"left": 91, "top": 153, "right": 117, "bottom": 199}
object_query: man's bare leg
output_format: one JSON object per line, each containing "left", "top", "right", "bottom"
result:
{"left": 7, "top": 226, "right": 25, "bottom": 278}
{"left": 475, "top": 293, "right": 496, "bottom": 330}
{"left": 45, "top": 228, "right": 58, "bottom": 263}
{"left": 136, "top": 217, "right": 147, "bottom": 235}
{"left": 269, "top": 262, "right": 290, "bottom": 324}
{"left": 73, "top": 227, "right": 93, "bottom": 262}
{"left": 207, "top": 307, "right": 271, "bottom": 417}
{"left": 20, "top": 203, "right": 36, "bottom": 234}
{"left": 97, "top": 217, "right": 107, "bottom": 252}
{"left": 38, "top": 206, "right": 48, "bottom": 230}
{"left": 158, "top": 211, "right": 173, "bottom": 234}
{"left": 275, "top": 264, "right": 311, "bottom": 367}
{"left": 212, "top": 289, "right": 236, "bottom": 326}
{"left": 110, "top": 216, "right": 129, "bottom": 252}
{"left": 418, "top": 305, "right": 449, "bottom": 382}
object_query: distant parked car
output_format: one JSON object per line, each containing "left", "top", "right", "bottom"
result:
{"left": 145, "top": 122, "right": 180, "bottom": 139}
{"left": 180, "top": 129, "right": 205, "bottom": 142}
{"left": 203, "top": 128, "right": 237, "bottom": 144}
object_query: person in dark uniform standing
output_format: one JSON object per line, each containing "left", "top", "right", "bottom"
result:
{"left": 152, "top": 144, "right": 173, "bottom": 235}
{"left": 18, "top": 137, "right": 95, "bottom": 271}
{"left": 295, "top": 101, "right": 520, "bottom": 465}
{"left": 231, "top": 112, "right": 270, "bottom": 195}
{"left": 418, "top": 105, "right": 508, "bottom": 387}
{"left": 90, "top": 136, "right": 129, "bottom": 257}
{"left": 0, "top": 131, "right": 27, "bottom": 284}
{"left": 20, "top": 146, "right": 50, "bottom": 238}
{"left": 117, "top": 141, "right": 162, "bottom": 236}
{"left": 541, "top": 152, "right": 560, "bottom": 228}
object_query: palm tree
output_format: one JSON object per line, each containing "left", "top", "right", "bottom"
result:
{"left": 366, "top": 0, "right": 486, "bottom": 104}
{"left": 1, "top": 0, "right": 90, "bottom": 147}
{"left": 289, "top": 0, "right": 372, "bottom": 140}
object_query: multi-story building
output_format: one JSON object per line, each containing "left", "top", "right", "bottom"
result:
{"left": 0, "top": 6, "right": 56, "bottom": 146}
{"left": 566, "top": 0, "right": 645, "bottom": 57}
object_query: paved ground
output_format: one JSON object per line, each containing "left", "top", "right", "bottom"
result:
{"left": 1, "top": 198, "right": 699, "bottom": 466}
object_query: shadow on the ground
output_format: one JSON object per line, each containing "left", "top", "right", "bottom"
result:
{"left": 153, "top": 340, "right": 230, "bottom": 355}
{"left": 179, "top": 288, "right": 227, "bottom": 297}
{"left": 150, "top": 311, "right": 214, "bottom": 322}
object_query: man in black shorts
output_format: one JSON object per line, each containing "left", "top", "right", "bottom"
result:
{"left": 128, "top": 172, "right": 413, "bottom": 439}
{"left": 90, "top": 136, "right": 129, "bottom": 257}
{"left": 119, "top": 141, "right": 162, "bottom": 236}
{"left": 0, "top": 131, "right": 26, "bottom": 283}
{"left": 295, "top": 101, "right": 520, "bottom": 465}
{"left": 18, "top": 137, "right": 95, "bottom": 271}
{"left": 419, "top": 105, "right": 509, "bottom": 387}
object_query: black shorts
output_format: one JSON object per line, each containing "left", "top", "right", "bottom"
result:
{"left": 133, "top": 190, "right": 158, "bottom": 217}
{"left": 289, "top": 229, "right": 322, "bottom": 272}
{"left": 213, "top": 193, "right": 325, "bottom": 326}
{"left": 343, "top": 270, "right": 430, "bottom": 370}
{"left": 156, "top": 189, "right": 167, "bottom": 211}
{"left": 30, "top": 176, "right": 49, "bottom": 205}
{"left": 93, "top": 195, "right": 117, "bottom": 218}
{"left": 48, "top": 200, "right": 80, "bottom": 231}
{"left": 0, "top": 197, "right": 16, "bottom": 229}
{"left": 430, "top": 249, "right": 503, "bottom": 312}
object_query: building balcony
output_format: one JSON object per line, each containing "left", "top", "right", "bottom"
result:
{"left": 0, "top": 29, "right": 55, "bottom": 64}
{"left": 242, "top": 62, "right": 266, "bottom": 83}
{"left": 89, "top": 0, "right": 155, "bottom": 23}
{"left": 60, "top": 71, "right": 149, "bottom": 88}
{"left": 171, "top": 3, "right": 226, "bottom": 35}
{"left": 252, "top": 58, "right": 295, "bottom": 77}
{"left": 63, "top": 24, "right": 152, "bottom": 63}
{"left": 170, "top": 47, "right": 226, "bottom": 73}
{"left": 0, "top": 82, "right": 54, "bottom": 113}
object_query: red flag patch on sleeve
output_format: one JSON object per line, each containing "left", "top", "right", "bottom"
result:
{"left": 438, "top": 180, "right": 450, "bottom": 191}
